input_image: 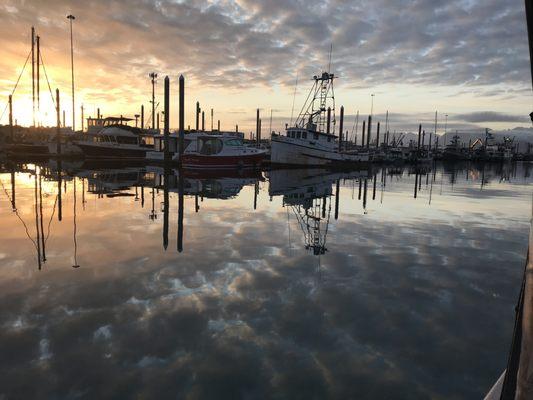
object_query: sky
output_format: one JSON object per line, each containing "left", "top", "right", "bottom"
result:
{"left": 0, "top": 0, "right": 532, "bottom": 134}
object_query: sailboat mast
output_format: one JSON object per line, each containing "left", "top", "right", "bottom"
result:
{"left": 31, "top": 26, "right": 35, "bottom": 126}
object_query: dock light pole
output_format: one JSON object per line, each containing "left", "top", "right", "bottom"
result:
{"left": 149, "top": 72, "right": 157, "bottom": 129}
{"left": 67, "top": 14, "right": 76, "bottom": 131}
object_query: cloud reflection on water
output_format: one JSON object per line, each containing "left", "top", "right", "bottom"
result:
{"left": 0, "top": 162, "right": 530, "bottom": 399}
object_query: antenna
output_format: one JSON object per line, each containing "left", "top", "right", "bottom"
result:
{"left": 327, "top": 43, "right": 333, "bottom": 73}
{"left": 289, "top": 73, "right": 298, "bottom": 126}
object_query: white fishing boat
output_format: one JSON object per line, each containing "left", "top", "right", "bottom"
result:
{"left": 271, "top": 72, "right": 369, "bottom": 166}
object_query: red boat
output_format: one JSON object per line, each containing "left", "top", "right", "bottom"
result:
{"left": 181, "top": 134, "right": 266, "bottom": 169}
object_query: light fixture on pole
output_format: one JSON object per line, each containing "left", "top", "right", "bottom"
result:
{"left": 149, "top": 72, "right": 157, "bottom": 129}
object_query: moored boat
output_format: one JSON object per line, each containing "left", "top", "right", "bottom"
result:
{"left": 270, "top": 71, "right": 369, "bottom": 166}
{"left": 75, "top": 117, "right": 155, "bottom": 159}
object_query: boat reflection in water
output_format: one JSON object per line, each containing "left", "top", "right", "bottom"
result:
{"left": 1, "top": 161, "right": 532, "bottom": 399}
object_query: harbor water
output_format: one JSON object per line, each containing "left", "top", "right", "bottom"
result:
{"left": 0, "top": 161, "right": 530, "bottom": 399}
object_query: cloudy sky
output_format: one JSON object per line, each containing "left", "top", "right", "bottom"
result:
{"left": 0, "top": 0, "right": 531, "bottom": 132}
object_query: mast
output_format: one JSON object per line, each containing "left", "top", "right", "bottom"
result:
{"left": 36, "top": 35, "right": 40, "bottom": 123}
{"left": 31, "top": 27, "right": 35, "bottom": 126}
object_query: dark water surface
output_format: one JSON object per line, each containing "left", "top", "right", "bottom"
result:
{"left": 0, "top": 161, "right": 531, "bottom": 399}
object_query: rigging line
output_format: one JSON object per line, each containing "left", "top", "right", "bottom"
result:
{"left": 0, "top": 48, "right": 33, "bottom": 122}
{"left": 39, "top": 51, "right": 56, "bottom": 110}
{"left": 0, "top": 178, "right": 39, "bottom": 251}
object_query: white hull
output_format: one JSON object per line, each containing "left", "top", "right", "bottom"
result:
{"left": 271, "top": 137, "right": 369, "bottom": 166}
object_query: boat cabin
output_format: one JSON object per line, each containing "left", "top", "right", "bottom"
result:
{"left": 285, "top": 126, "right": 337, "bottom": 148}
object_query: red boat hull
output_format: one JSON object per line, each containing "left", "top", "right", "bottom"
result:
{"left": 181, "top": 153, "right": 265, "bottom": 169}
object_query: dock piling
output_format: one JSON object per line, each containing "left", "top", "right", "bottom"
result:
{"left": 179, "top": 75, "right": 185, "bottom": 157}
{"left": 338, "top": 106, "right": 344, "bottom": 151}
{"left": 141, "top": 105, "right": 144, "bottom": 129}
{"left": 196, "top": 101, "right": 200, "bottom": 131}
{"left": 164, "top": 76, "right": 170, "bottom": 164}
{"left": 366, "top": 116, "right": 372, "bottom": 148}
{"left": 376, "top": 122, "right": 380, "bottom": 148}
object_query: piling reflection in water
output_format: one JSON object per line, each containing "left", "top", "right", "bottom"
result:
{"left": 0, "top": 160, "right": 531, "bottom": 399}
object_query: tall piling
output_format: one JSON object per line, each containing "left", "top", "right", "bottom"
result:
{"left": 366, "top": 115, "right": 372, "bottom": 148}
{"left": 56, "top": 89, "right": 61, "bottom": 156}
{"left": 417, "top": 124, "right": 422, "bottom": 150}
{"left": 179, "top": 75, "right": 185, "bottom": 158}
{"left": 376, "top": 122, "right": 380, "bottom": 148}
{"left": 338, "top": 106, "right": 344, "bottom": 152}
{"left": 211, "top": 108, "right": 214, "bottom": 131}
{"left": 141, "top": 105, "right": 144, "bottom": 129}
{"left": 361, "top": 120, "right": 366, "bottom": 147}
{"left": 164, "top": 76, "right": 170, "bottom": 164}
{"left": 256, "top": 109, "right": 260, "bottom": 146}
{"left": 196, "top": 101, "right": 200, "bottom": 131}
{"left": 157, "top": 112, "right": 160, "bottom": 131}
{"left": 217, "top": 120, "right": 220, "bottom": 131}
{"left": 202, "top": 111, "right": 205, "bottom": 131}
{"left": 97, "top": 108, "right": 100, "bottom": 120}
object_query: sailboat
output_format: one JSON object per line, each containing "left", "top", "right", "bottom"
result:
{"left": 270, "top": 72, "right": 369, "bottom": 166}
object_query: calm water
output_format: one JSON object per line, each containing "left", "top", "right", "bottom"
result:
{"left": 0, "top": 161, "right": 531, "bottom": 399}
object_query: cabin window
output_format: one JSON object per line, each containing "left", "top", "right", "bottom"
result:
{"left": 314, "top": 133, "right": 319, "bottom": 140}
{"left": 198, "top": 138, "right": 223, "bottom": 155}
{"left": 225, "top": 139, "right": 243, "bottom": 146}
{"left": 297, "top": 132, "right": 301, "bottom": 139}
{"left": 302, "top": 132, "right": 307, "bottom": 139}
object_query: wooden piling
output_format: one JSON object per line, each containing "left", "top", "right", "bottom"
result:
{"left": 417, "top": 124, "right": 422, "bottom": 149}
{"left": 361, "top": 120, "right": 366, "bottom": 147}
{"left": 202, "top": 111, "right": 205, "bottom": 131}
{"left": 164, "top": 76, "right": 170, "bottom": 164}
{"left": 63, "top": 110, "right": 66, "bottom": 128}
{"left": 366, "top": 116, "right": 372, "bottom": 148}
{"left": 196, "top": 101, "right": 200, "bottom": 131}
{"left": 141, "top": 105, "right": 144, "bottom": 129}
{"left": 157, "top": 112, "right": 160, "bottom": 131}
{"left": 179, "top": 75, "right": 185, "bottom": 157}
{"left": 56, "top": 89, "right": 61, "bottom": 156}
{"left": 211, "top": 108, "right": 214, "bottom": 131}
{"left": 256, "top": 109, "right": 260, "bottom": 146}
{"left": 217, "top": 120, "right": 220, "bottom": 131}
{"left": 338, "top": 106, "right": 344, "bottom": 152}
{"left": 376, "top": 122, "right": 380, "bottom": 148}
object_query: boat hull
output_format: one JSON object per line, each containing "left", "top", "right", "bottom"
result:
{"left": 270, "top": 137, "right": 369, "bottom": 166}
{"left": 76, "top": 142, "right": 148, "bottom": 159}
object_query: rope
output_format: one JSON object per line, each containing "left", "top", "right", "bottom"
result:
{"left": 0, "top": 48, "right": 33, "bottom": 122}
{"left": 0, "top": 177, "right": 39, "bottom": 252}
{"left": 39, "top": 51, "right": 57, "bottom": 110}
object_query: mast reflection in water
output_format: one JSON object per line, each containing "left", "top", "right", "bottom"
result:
{"left": 0, "top": 161, "right": 530, "bottom": 399}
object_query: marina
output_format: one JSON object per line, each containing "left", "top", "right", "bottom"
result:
{"left": 1, "top": 0, "right": 533, "bottom": 399}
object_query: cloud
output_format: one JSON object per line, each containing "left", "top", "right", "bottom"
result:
{"left": 455, "top": 111, "right": 529, "bottom": 123}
